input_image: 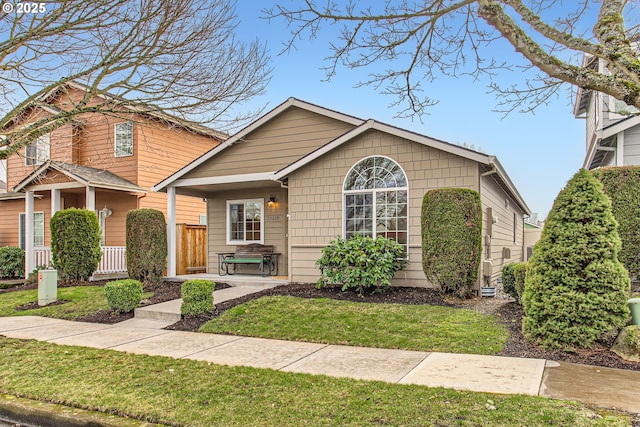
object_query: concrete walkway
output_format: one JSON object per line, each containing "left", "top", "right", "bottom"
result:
{"left": 1, "top": 279, "right": 640, "bottom": 415}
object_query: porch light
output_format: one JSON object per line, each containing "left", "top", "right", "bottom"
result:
{"left": 100, "top": 206, "right": 113, "bottom": 218}
{"left": 267, "top": 195, "right": 276, "bottom": 207}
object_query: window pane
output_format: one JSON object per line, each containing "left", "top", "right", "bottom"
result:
{"left": 115, "top": 122, "right": 133, "bottom": 157}
{"left": 34, "top": 213, "right": 44, "bottom": 246}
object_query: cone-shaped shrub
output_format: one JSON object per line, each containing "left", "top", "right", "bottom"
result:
{"left": 126, "top": 209, "right": 167, "bottom": 284}
{"left": 50, "top": 208, "right": 102, "bottom": 280}
{"left": 522, "top": 169, "right": 630, "bottom": 349}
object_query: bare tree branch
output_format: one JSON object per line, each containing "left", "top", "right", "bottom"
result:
{"left": 0, "top": 0, "right": 272, "bottom": 159}
{"left": 265, "top": 0, "right": 640, "bottom": 118}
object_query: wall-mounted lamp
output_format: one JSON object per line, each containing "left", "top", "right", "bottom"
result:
{"left": 267, "top": 195, "right": 276, "bottom": 207}
{"left": 100, "top": 206, "right": 113, "bottom": 218}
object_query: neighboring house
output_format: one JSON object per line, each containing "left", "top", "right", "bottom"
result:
{"left": 154, "top": 98, "right": 531, "bottom": 290}
{"left": 0, "top": 82, "right": 224, "bottom": 277}
{"left": 575, "top": 57, "right": 640, "bottom": 169}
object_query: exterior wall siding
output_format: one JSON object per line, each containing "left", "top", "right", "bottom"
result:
{"left": 287, "top": 128, "right": 480, "bottom": 287}
{"left": 182, "top": 107, "right": 356, "bottom": 179}
{"left": 479, "top": 173, "right": 526, "bottom": 286}
{"left": 207, "top": 187, "right": 288, "bottom": 276}
{"left": 624, "top": 126, "right": 640, "bottom": 165}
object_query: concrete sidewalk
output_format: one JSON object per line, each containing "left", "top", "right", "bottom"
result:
{"left": 1, "top": 315, "right": 640, "bottom": 415}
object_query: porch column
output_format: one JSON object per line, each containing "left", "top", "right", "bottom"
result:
{"left": 51, "top": 188, "right": 61, "bottom": 216}
{"left": 167, "top": 186, "right": 176, "bottom": 277}
{"left": 616, "top": 131, "right": 625, "bottom": 166}
{"left": 85, "top": 186, "right": 95, "bottom": 212}
{"left": 24, "top": 191, "right": 35, "bottom": 277}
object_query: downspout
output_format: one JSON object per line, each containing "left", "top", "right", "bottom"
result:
{"left": 480, "top": 162, "right": 497, "bottom": 293}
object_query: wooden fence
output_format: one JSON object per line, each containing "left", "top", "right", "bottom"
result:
{"left": 176, "top": 224, "right": 207, "bottom": 275}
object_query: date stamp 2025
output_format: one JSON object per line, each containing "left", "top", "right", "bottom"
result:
{"left": 2, "top": 1, "right": 47, "bottom": 15}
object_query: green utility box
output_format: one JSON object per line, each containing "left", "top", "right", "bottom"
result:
{"left": 38, "top": 269, "right": 58, "bottom": 306}
{"left": 629, "top": 298, "right": 640, "bottom": 326}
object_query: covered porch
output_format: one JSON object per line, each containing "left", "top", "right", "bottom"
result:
{"left": 13, "top": 160, "right": 146, "bottom": 277}
{"left": 158, "top": 172, "right": 289, "bottom": 278}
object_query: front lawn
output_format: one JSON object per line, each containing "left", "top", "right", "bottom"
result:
{"left": 0, "top": 286, "right": 109, "bottom": 319}
{"left": 199, "top": 295, "right": 508, "bottom": 354}
{"left": 0, "top": 337, "right": 627, "bottom": 426}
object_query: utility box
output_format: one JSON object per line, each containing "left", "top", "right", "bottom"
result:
{"left": 629, "top": 298, "right": 640, "bottom": 326}
{"left": 38, "top": 269, "right": 58, "bottom": 306}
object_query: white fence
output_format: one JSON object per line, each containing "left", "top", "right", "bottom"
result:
{"left": 34, "top": 246, "right": 127, "bottom": 275}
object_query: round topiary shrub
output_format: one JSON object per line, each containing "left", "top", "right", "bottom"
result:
{"left": 0, "top": 246, "right": 25, "bottom": 278}
{"left": 315, "top": 234, "right": 407, "bottom": 297}
{"left": 50, "top": 208, "right": 102, "bottom": 280}
{"left": 421, "top": 188, "right": 482, "bottom": 297}
{"left": 522, "top": 169, "right": 630, "bottom": 349}
{"left": 181, "top": 279, "right": 215, "bottom": 316}
{"left": 126, "top": 209, "right": 167, "bottom": 284}
{"left": 104, "top": 279, "right": 143, "bottom": 314}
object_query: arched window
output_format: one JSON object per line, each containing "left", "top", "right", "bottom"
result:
{"left": 343, "top": 156, "right": 408, "bottom": 250}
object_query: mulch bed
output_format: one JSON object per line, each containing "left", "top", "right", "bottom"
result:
{"left": 3, "top": 278, "right": 640, "bottom": 372}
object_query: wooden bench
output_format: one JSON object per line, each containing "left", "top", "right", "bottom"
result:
{"left": 218, "top": 244, "right": 279, "bottom": 277}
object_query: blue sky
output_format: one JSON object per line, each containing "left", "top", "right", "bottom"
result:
{"left": 231, "top": 2, "right": 587, "bottom": 219}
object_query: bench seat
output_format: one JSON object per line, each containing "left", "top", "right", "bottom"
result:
{"left": 218, "top": 244, "right": 280, "bottom": 276}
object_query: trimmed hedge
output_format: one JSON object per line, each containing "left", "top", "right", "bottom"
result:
{"left": 104, "top": 279, "right": 143, "bottom": 314}
{"left": 592, "top": 166, "right": 640, "bottom": 284}
{"left": 501, "top": 263, "right": 518, "bottom": 300}
{"left": 126, "top": 209, "right": 167, "bottom": 284}
{"left": 181, "top": 279, "right": 215, "bottom": 316}
{"left": 315, "top": 234, "right": 407, "bottom": 297}
{"left": 522, "top": 169, "right": 630, "bottom": 349}
{"left": 50, "top": 208, "right": 102, "bottom": 280}
{"left": 0, "top": 246, "right": 25, "bottom": 278}
{"left": 513, "top": 262, "right": 527, "bottom": 304}
{"left": 421, "top": 188, "right": 482, "bottom": 297}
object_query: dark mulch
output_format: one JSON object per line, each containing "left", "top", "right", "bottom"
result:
{"left": 3, "top": 279, "right": 640, "bottom": 372}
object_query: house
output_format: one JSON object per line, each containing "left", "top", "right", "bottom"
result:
{"left": 0, "top": 82, "right": 224, "bottom": 277}
{"left": 574, "top": 58, "right": 640, "bottom": 169}
{"left": 154, "top": 98, "right": 530, "bottom": 290}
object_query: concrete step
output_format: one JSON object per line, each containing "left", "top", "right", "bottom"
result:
{"left": 134, "top": 299, "right": 182, "bottom": 323}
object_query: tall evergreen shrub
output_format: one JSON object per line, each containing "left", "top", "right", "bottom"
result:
{"left": 421, "top": 188, "right": 482, "bottom": 297}
{"left": 126, "top": 208, "right": 167, "bottom": 283}
{"left": 522, "top": 169, "right": 630, "bottom": 349}
{"left": 592, "top": 166, "right": 640, "bottom": 284}
{"left": 50, "top": 208, "right": 102, "bottom": 280}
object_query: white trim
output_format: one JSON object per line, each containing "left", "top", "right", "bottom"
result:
{"left": 616, "top": 131, "right": 625, "bottom": 166}
{"left": 153, "top": 98, "right": 365, "bottom": 192}
{"left": 167, "top": 187, "right": 177, "bottom": 276}
{"left": 25, "top": 182, "right": 85, "bottom": 191}
{"left": 226, "top": 198, "right": 265, "bottom": 245}
{"left": 171, "top": 172, "right": 275, "bottom": 188}
{"left": 601, "top": 115, "right": 640, "bottom": 140}
{"left": 25, "top": 133, "right": 50, "bottom": 166}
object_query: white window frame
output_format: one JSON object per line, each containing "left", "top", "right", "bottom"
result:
{"left": 226, "top": 198, "right": 264, "bottom": 245}
{"left": 25, "top": 134, "right": 50, "bottom": 166}
{"left": 342, "top": 156, "right": 409, "bottom": 254}
{"left": 97, "top": 210, "right": 107, "bottom": 246}
{"left": 19, "top": 211, "right": 45, "bottom": 248}
{"left": 114, "top": 121, "right": 133, "bottom": 157}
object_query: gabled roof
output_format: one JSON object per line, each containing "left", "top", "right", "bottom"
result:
{"left": 152, "top": 98, "right": 530, "bottom": 215}
{"left": 153, "top": 97, "right": 364, "bottom": 192}
{"left": 13, "top": 160, "right": 146, "bottom": 193}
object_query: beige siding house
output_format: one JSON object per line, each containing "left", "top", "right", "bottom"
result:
{"left": 155, "top": 98, "right": 530, "bottom": 290}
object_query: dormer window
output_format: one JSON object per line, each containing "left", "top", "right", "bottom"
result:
{"left": 115, "top": 121, "right": 133, "bottom": 157}
{"left": 25, "top": 134, "right": 50, "bottom": 166}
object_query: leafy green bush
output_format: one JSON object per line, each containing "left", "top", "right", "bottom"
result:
{"left": 522, "top": 169, "right": 630, "bottom": 349}
{"left": 181, "top": 279, "right": 215, "bottom": 316}
{"left": 126, "top": 209, "right": 167, "bottom": 284}
{"left": 513, "top": 262, "right": 527, "bottom": 304}
{"left": 0, "top": 246, "right": 25, "bottom": 278}
{"left": 50, "top": 208, "right": 102, "bottom": 280}
{"left": 316, "top": 234, "right": 407, "bottom": 297}
{"left": 421, "top": 188, "right": 482, "bottom": 297}
{"left": 501, "top": 262, "right": 518, "bottom": 300}
{"left": 104, "top": 279, "right": 143, "bottom": 314}
{"left": 592, "top": 167, "right": 640, "bottom": 285}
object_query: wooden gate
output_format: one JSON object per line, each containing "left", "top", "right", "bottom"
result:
{"left": 176, "top": 224, "right": 207, "bottom": 275}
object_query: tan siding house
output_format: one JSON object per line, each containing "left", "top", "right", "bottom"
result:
{"left": 155, "top": 98, "right": 530, "bottom": 291}
{"left": 0, "top": 82, "right": 223, "bottom": 276}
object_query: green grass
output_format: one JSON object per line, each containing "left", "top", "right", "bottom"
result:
{"left": 0, "top": 286, "right": 109, "bottom": 319}
{"left": 0, "top": 337, "right": 628, "bottom": 426}
{"left": 200, "top": 296, "right": 508, "bottom": 354}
